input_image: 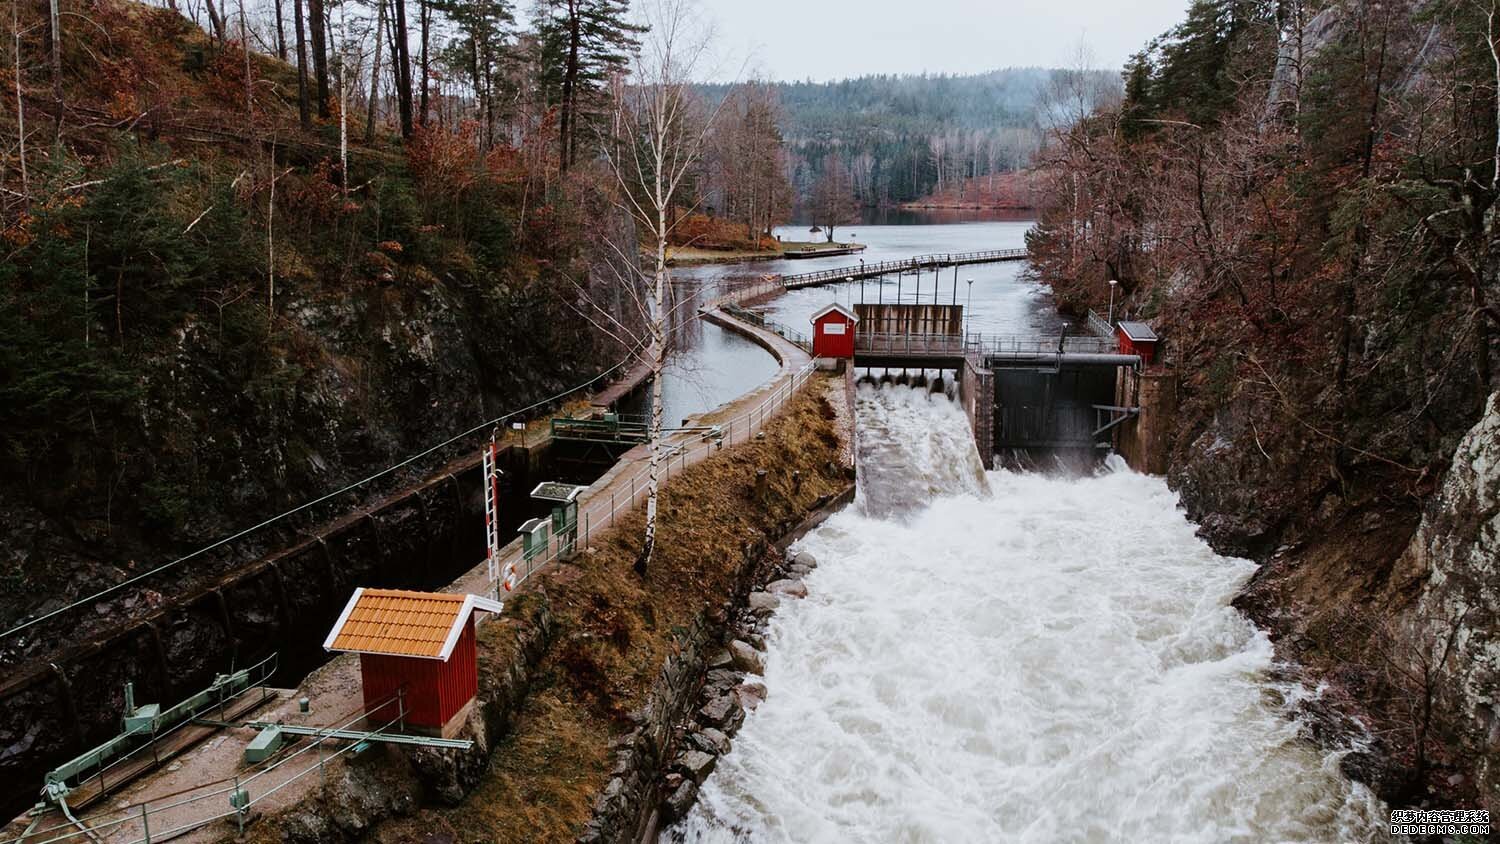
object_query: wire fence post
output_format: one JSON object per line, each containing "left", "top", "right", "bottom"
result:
{"left": 234, "top": 774, "right": 245, "bottom": 835}
{"left": 141, "top": 803, "right": 151, "bottom": 844}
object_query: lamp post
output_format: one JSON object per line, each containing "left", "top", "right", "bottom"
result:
{"left": 1107, "top": 279, "right": 1119, "bottom": 325}
{"left": 859, "top": 259, "right": 866, "bottom": 304}
{"left": 965, "top": 278, "right": 974, "bottom": 337}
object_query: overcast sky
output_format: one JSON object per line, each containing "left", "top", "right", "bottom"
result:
{"left": 692, "top": 0, "right": 1191, "bottom": 81}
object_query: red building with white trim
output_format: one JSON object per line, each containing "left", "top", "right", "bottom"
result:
{"left": 324, "top": 588, "right": 503, "bottom": 738}
{"left": 810, "top": 302, "right": 858, "bottom": 359}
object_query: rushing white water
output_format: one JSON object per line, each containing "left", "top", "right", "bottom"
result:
{"left": 671, "top": 385, "right": 1387, "bottom": 843}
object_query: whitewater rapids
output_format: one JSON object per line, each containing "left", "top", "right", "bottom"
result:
{"left": 670, "top": 384, "right": 1387, "bottom": 843}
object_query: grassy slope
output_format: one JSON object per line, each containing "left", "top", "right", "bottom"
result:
{"left": 369, "top": 381, "right": 849, "bottom": 843}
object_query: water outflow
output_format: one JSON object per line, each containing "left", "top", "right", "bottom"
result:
{"left": 670, "top": 386, "right": 1387, "bottom": 843}
{"left": 850, "top": 382, "right": 988, "bottom": 519}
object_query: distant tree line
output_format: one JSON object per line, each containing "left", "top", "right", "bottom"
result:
{"left": 700, "top": 68, "right": 1116, "bottom": 207}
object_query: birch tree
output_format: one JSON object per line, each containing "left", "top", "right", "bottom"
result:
{"left": 597, "top": 0, "right": 725, "bottom": 575}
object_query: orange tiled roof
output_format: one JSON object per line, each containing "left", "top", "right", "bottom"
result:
{"left": 325, "top": 589, "right": 474, "bottom": 659}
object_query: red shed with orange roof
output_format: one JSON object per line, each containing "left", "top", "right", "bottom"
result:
{"left": 324, "top": 588, "right": 503, "bottom": 738}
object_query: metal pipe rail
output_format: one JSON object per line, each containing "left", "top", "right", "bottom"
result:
{"left": 851, "top": 332, "right": 1120, "bottom": 359}
{"left": 7, "top": 688, "right": 414, "bottom": 844}
{"left": 780, "top": 248, "right": 1028, "bottom": 289}
{"left": 489, "top": 362, "right": 819, "bottom": 599}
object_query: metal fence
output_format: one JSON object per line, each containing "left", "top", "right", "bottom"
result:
{"left": 853, "top": 332, "right": 968, "bottom": 357}
{"left": 969, "top": 334, "right": 1119, "bottom": 357}
{"left": 1086, "top": 309, "right": 1115, "bottom": 339}
{"left": 491, "top": 361, "right": 820, "bottom": 596}
{"left": 852, "top": 332, "right": 1118, "bottom": 359}
{"left": 781, "top": 248, "right": 1028, "bottom": 288}
{"left": 721, "top": 305, "right": 812, "bottom": 351}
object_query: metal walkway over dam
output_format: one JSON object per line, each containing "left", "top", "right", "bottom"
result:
{"left": 808, "top": 301, "right": 1166, "bottom": 468}
{"left": 779, "top": 249, "right": 1027, "bottom": 289}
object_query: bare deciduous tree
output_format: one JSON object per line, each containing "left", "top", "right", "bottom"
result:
{"left": 592, "top": 0, "right": 728, "bottom": 575}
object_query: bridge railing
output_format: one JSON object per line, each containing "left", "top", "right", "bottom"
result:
{"left": 968, "top": 334, "right": 1119, "bottom": 357}
{"left": 780, "top": 248, "right": 1027, "bottom": 288}
{"left": 854, "top": 332, "right": 968, "bottom": 356}
{"left": 721, "top": 303, "right": 812, "bottom": 351}
{"left": 852, "top": 331, "right": 1119, "bottom": 359}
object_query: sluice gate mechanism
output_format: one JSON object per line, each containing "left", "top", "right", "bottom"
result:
{"left": 812, "top": 301, "right": 1164, "bottom": 466}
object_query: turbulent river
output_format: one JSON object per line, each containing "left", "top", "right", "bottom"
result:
{"left": 669, "top": 384, "right": 1389, "bottom": 842}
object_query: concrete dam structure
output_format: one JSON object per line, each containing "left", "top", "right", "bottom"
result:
{"left": 807, "top": 303, "right": 1175, "bottom": 469}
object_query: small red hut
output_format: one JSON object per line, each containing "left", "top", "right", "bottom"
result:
{"left": 324, "top": 588, "right": 503, "bottom": 738}
{"left": 1116, "top": 321, "right": 1159, "bottom": 365}
{"left": 810, "top": 302, "right": 858, "bottom": 359}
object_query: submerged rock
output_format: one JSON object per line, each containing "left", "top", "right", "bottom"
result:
{"left": 736, "top": 680, "right": 768, "bottom": 711}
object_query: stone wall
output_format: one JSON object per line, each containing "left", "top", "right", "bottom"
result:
{"left": 576, "top": 486, "right": 853, "bottom": 844}
{"left": 1116, "top": 366, "right": 1178, "bottom": 475}
{"left": 575, "top": 537, "right": 780, "bottom": 844}
{"left": 960, "top": 357, "right": 995, "bottom": 469}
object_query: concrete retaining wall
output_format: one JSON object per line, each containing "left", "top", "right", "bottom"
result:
{"left": 1116, "top": 366, "right": 1178, "bottom": 475}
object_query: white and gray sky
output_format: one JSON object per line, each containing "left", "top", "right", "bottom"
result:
{"left": 693, "top": 0, "right": 1191, "bottom": 80}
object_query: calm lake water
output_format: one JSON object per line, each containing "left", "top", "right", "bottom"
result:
{"left": 651, "top": 213, "right": 1063, "bottom": 424}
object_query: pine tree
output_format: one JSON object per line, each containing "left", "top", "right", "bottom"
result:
{"left": 433, "top": 0, "right": 515, "bottom": 147}
{"left": 308, "top": 0, "right": 330, "bottom": 118}
{"left": 534, "top": 0, "right": 643, "bottom": 171}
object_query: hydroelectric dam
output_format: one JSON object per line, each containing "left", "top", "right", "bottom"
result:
{"left": 803, "top": 300, "right": 1175, "bottom": 472}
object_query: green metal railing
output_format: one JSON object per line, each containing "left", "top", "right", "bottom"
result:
{"left": 41, "top": 653, "right": 280, "bottom": 809}
{"left": 8, "top": 687, "right": 417, "bottom": 844}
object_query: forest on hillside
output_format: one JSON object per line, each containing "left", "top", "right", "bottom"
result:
{"left": 1027, "top": 0, "right": 1499, "bottom": 807}
{"left": 703, "top": 68, "right": 1117, "bottom": 207}
{"left": 0, "top": 0, "right": 791, "bottom": 629}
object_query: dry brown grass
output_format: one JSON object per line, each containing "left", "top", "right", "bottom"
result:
{"left": 379, "top": 378, "right": 849, "bottom": 843}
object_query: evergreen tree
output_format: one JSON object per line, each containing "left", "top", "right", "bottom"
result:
{"left": 434, "top": 0, "right": 516, "bottom": 148}
{"left": 534, "top": 0, "right": 643, "bottom": 171}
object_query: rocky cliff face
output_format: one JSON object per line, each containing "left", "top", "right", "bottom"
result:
{"left": 0, "top": 265, "right": 624, "bottom": 641}
{"left": 1390, "top": 393, "right": 1500, "bottom": 813}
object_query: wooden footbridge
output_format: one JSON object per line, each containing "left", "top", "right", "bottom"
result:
{"left": 779, "top": 248, "right": 1027, "bottom": 289}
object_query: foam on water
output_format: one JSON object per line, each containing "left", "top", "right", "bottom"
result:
{"left": 670, "top": 385, "right": 1387, "bottom": 843}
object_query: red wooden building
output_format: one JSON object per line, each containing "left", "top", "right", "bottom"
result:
{"left": 324, "top": 588, "right": 503, "bottom": 738}
{"left": 1116, "top": 321, "right": 1159, "bottom": 365}
{"left": 810, "top": 303, "right": 858, "bottom": 359}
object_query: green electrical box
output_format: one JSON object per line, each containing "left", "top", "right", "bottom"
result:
{"left": 518, "top": 517, "right": 550, "bottom": 562}
{"left": 531, "top": 482, "right": 586, "bottom": 557}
